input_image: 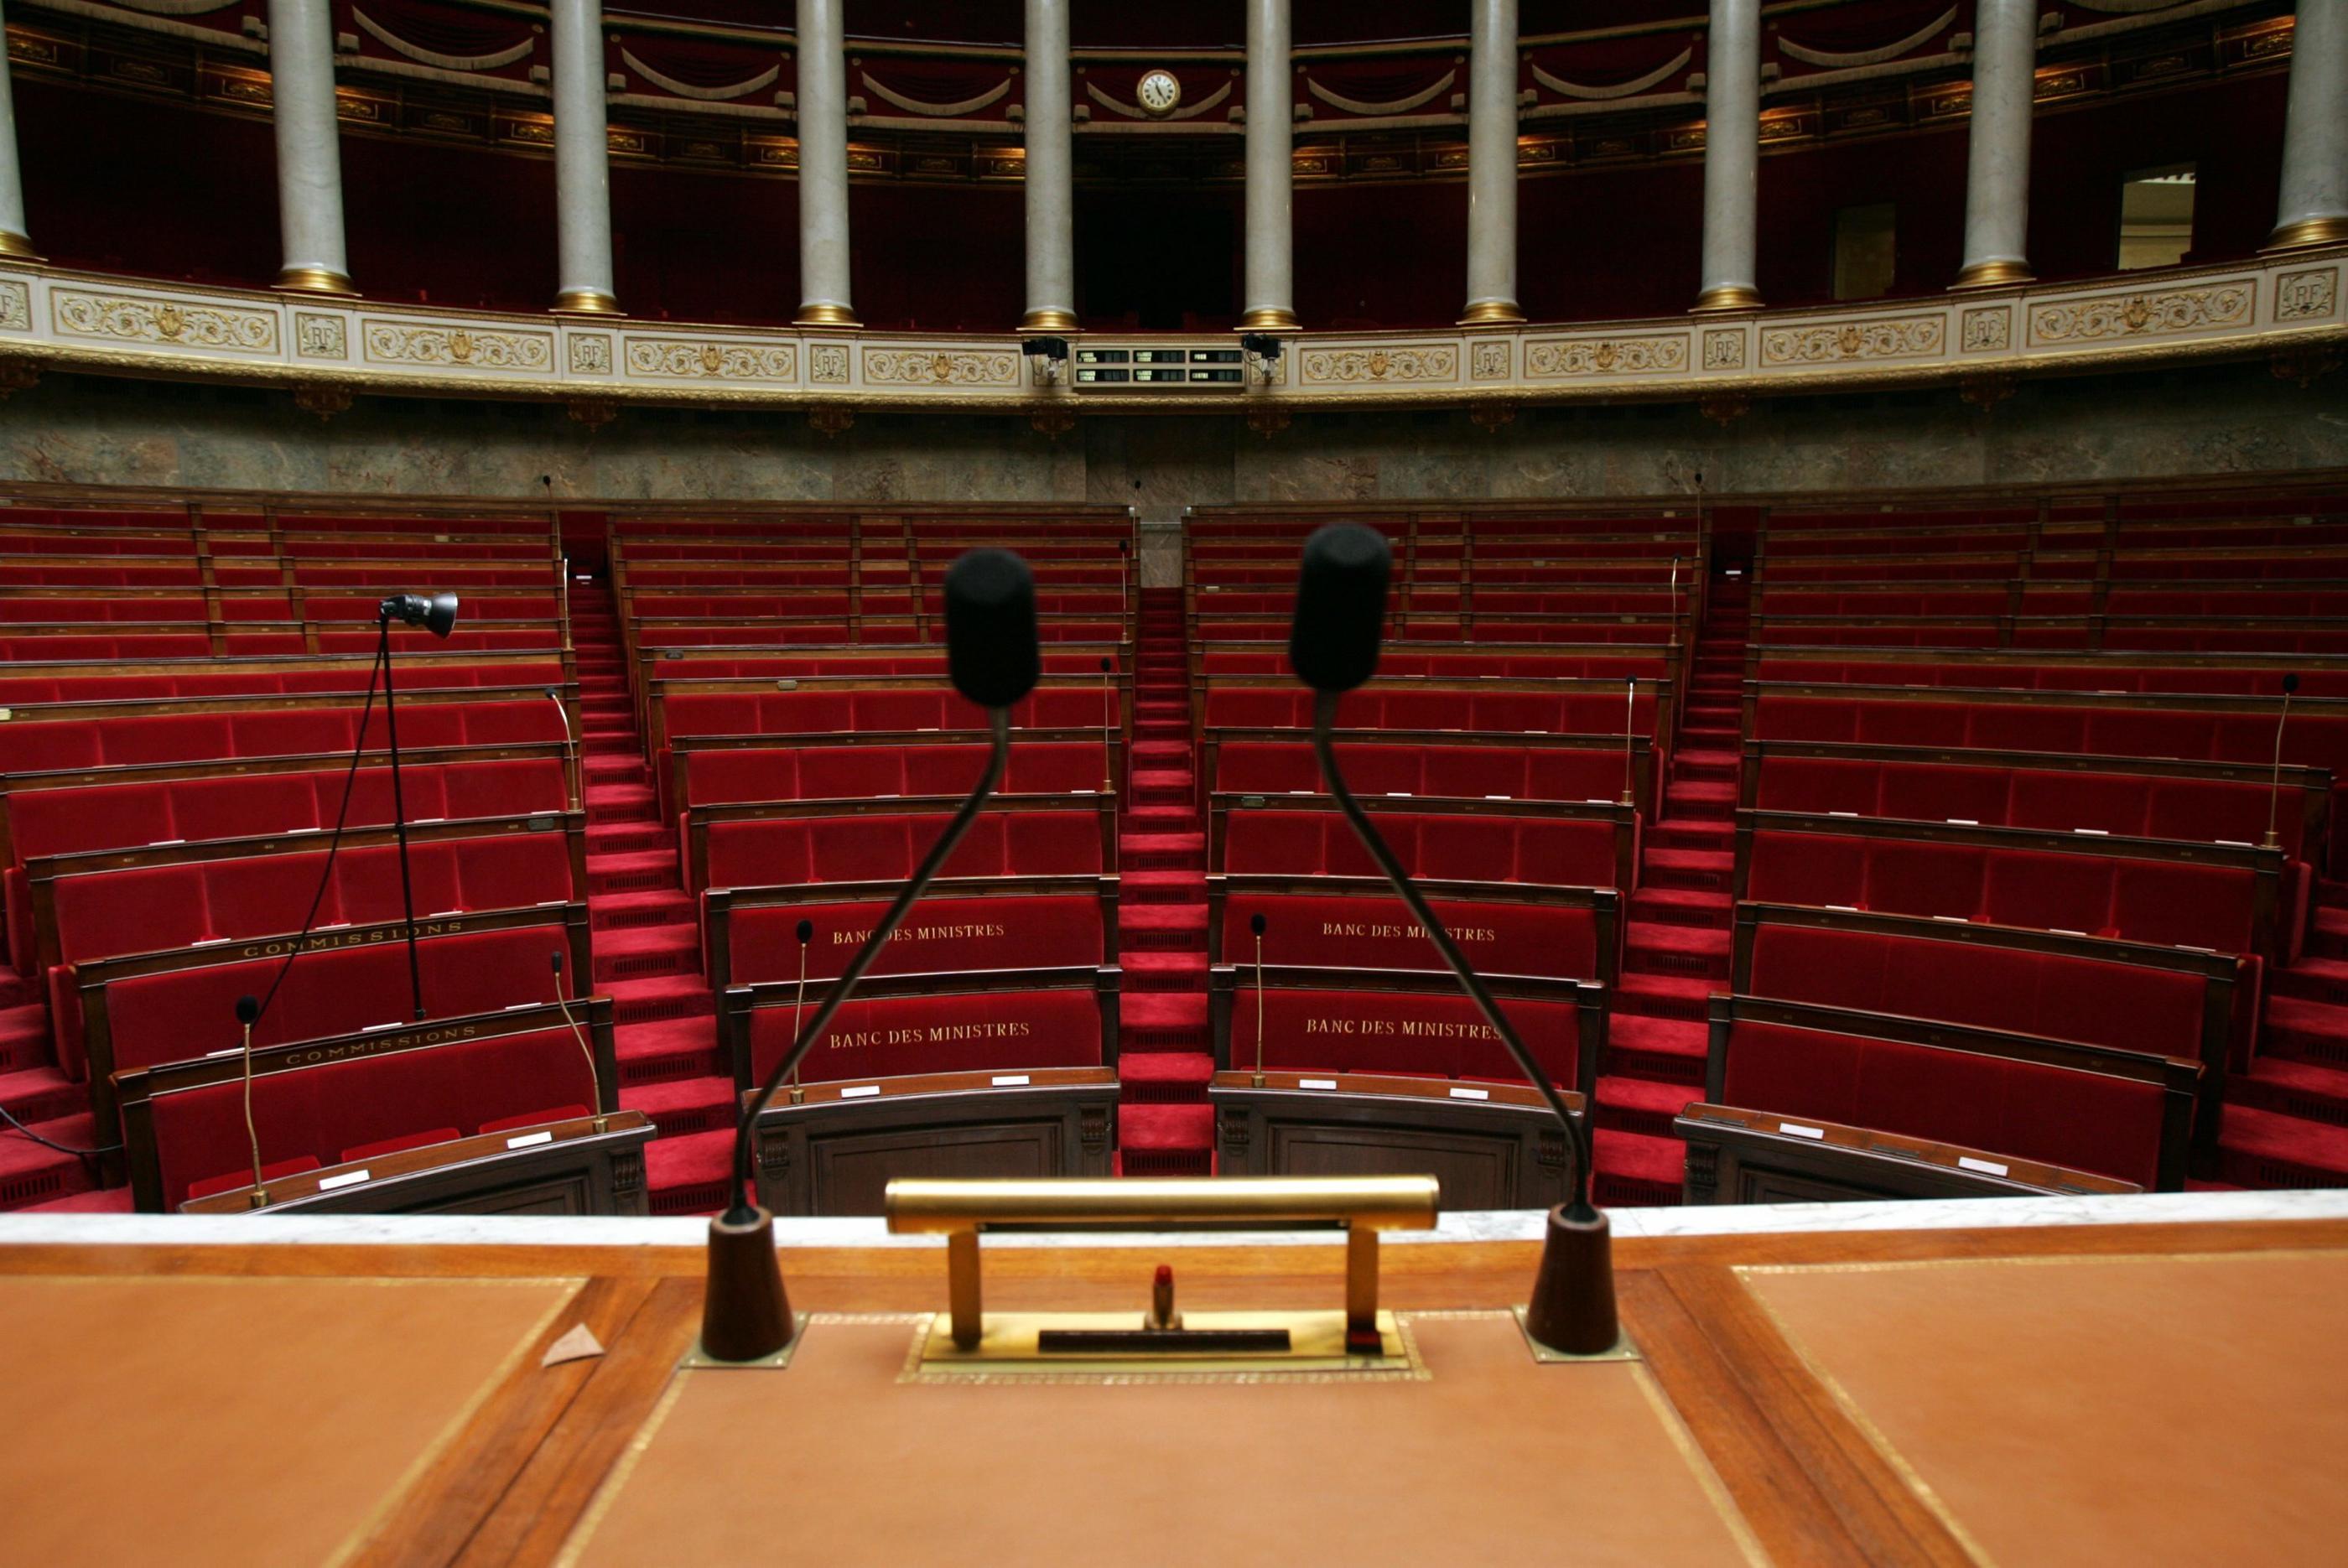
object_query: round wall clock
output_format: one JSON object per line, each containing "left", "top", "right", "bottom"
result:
{"left": 1136, "top": 69, "right": 1182, "bottom": 117}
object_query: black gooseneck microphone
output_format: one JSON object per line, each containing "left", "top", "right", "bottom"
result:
{"left": 236, "top": 994, "right": 265, "bottom": 1207}
{"left": 700, "top": 548, "right": 1042, "bottom": 1362}
{"left": 2264, "top": 672, "right": 2301, "bottom": 850}
{"left": 548, "top": 950, "right": 605, "bottom": 1133}
{"left": 788, "top": 918, "right": 813, "bottom": 1105}
{"left": 1289, "top": 522, "right": 1618, "bottom": 1355}
{"left": 1249, "top": 911, "right": 1267, "bottom": 1088}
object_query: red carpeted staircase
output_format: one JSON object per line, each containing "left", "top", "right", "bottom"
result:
{"left": 0, "top": 964, "right": 105, "bottom": 1211}
{"left": 568, "top": 579, "right": 737, "bottom": 1214}
{"left": 2220, "top": 880, "right": 2348, "bottom": 1185}
{"left": 1112, "top": 587, "right": 1218, "bottom": 1174}
{"left": 1582, "top": 574, "right": 1753, "bottom": 1206}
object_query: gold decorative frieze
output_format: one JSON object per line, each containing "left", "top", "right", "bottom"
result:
{"left": 1761, "top": 315, "right": 1944, "bottom": 365}
{"left": 0, "top": 281, "right": 29, "bottom": 334}
{"left": 1959, "top": 307, "right": 2012, "bottom": 353}
{"left": 569, "top": 335, "right": 614, "bottom": 376}
{"left": 1701, "top": 328, "right": 1745, "bottom": 370}
{"left": 1301, "top": 346, "right": 1459, "bottom": 384}
{"left": 862, "top": 348, "right": 1019, "bottom": 386}
{"left": 625, "top": 339, "right": 797, "bottom": 382}
{"left": 52, "top": 289, "right": 278, "bottom": 353}
{"left": 2276, "top": 268, "right": 2339, "bottom": 323}
{"left": 809, "top": 343, "right": 851, "bottom": 384}
{"left": 1470, "top": 340, "right": 1512, "bottom": 380}
{"left": 361, "top": 320, "right": 553, "bottom": 370}
{"left": 2028, "top": 283, "right": 2254, "bottom": 345}
{"left": 294, "top": 312, "right": 347, "bottom": 360}
{"left": 1524, "top": 333, "right": 1688, "bottom": 378}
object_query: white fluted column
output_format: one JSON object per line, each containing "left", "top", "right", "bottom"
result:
{"left": 1693, "top": 0, "right": 1761, "bottom": 311}
{"left": 550, "top": 0, "right": 620, "bottom": 312}
{"left": 793, "top": 0, "right": 856, "bottom": 325}
{"left": 268, "top": 0, "right": 354, "bottom": 293}
{"left": 1953, "top": 0, "right": 2036, "bottom": 288}
{"left": 1462, "top": 0, "right": 1522, "bottom": 325}
{"left": 2269, "top": 0, "right": 2348, "bottom": 250}
{"left": 0, "top": 0, "right": 35, "bottom": 260}
{"left": 1021, "top": 0, "right": 1075, "bottom": 330}
{"left": 1241, "top": 0, "right": 1296, "bottom": 330}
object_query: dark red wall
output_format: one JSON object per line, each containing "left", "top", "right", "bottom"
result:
{"left": 15, "top": 81, "right": 281, "bottom": 288}
{"left": 7, "top": 71, "right": 2293, "bottom": 327}
{"left": 343, "top": 136, "right": 555, "bottom": 311}
{"left": 1296, "top": 180, "right": 1468, "bottom": 330}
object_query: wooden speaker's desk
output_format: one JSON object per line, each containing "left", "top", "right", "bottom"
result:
{"left": 0, "top": 1193, "right": 2343, "bottom": 1565}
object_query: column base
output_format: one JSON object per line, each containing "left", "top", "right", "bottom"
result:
{"left": 2262, "top": 216, "right": 2348, "bottom": 253}
{"left": 1019, "top": 309, "right": 1080, "bottom": 333}
{"left": 1691, "top": 285, "right": 1763, "bottom": 314}
{"left": 551, "top": 288, "right": 625, "bottom": 315}
{"left": 1238, "top": 307, "right": 1301, "bottom": 332}
{"left": 274, "top": 266, "right": 358, "bottom": 297}
{"left": 1457, "top": 299, "right": 1525, "bottom": 327}
{"left": 794, "top": 301, "right": 861, "bottom": 328}
{"left": 1950, "top": 259, "right": 2034, "bottom": 290}
{"left": 0, "top": 231, "right": 44, "bottom": 263}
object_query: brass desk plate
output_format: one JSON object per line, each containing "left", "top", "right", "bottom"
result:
{"left": 1513, "top": 1305, "right": 1641, "bottom": 1365}
{"left": 680, "top": 1313, "right": 813, "bottom": 1371}
{"left": 911, "top": 1309, "right": 1421, "bottom": 1380}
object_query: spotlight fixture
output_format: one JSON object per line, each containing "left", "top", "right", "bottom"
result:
{"left": 378, "top": 592, "right": 460, "bottom": 639}
{"left": 1240, "top": 331, "right": 1286, "bottom": 382}
{"left": 1022, "top": 335, "right": 1072, "bottom": 384}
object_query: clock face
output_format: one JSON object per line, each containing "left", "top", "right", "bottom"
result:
{"left": 1137, "top": 70, "right": 1182, "bottom": 117}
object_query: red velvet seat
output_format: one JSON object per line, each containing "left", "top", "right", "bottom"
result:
{"left": 745, "top": 986, "right": 1104, "bottom": 1083}
{"left": 1717, "top": 1017, "right": 2168, "bottom": 1188}
{"left": 144, "top": 1023, "right": 600, "bottom": 1210}
{"left": 730, "top": 893, "right": 1106, "bottom": 984}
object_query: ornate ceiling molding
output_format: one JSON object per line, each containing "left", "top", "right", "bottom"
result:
{"left": 1304, "top": 70, "right": 1457, "bottom": 117}
{"left": 1777, "top": 8, "right": 1957, "bottom": 69}
{"left": 1084, "top": 79, "right": 1231, "bottom": 121}
{"left": 0, "top": 252, "right": 2337, "bottom": 418}
{"left": 1530, "top": 52, "right": 1690, "bottom": 101}
{"left": 859, "top": 72, "right": 1011, "bottom": 117}
{"left": 353, "top": 9, "right": 538, "bottom": 74}
{"left": 618, "top": 49, "right": 778, "bottom": 103}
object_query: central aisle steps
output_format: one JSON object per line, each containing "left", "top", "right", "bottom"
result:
{"left": 1113, "top": 587, "right": 1217, "bottom": 1174}
{"left": 1581, "top": 574, "right": 1752, "bottom": 1206}
{"left": 569, "top": 579, "right": 737, "bottom": 1213}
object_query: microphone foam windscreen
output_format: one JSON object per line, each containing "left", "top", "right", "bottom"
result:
{"left": 2283, "top": 672, "right": 2302, "bottom": 695}
{"left": 796, "top": 919, "right": 814, "bottom": 944}
{"left": 235, "top": 994, "right": 261, "bottom": 1025}
{"left": 1289, "top": 524, "right": 1390, "bottom": 694}
{"left": 1249, "top": 912, "right": 1266, "bottom": 937}
{"left": 944, "top": 549, "right": 1041, "bottom": 709}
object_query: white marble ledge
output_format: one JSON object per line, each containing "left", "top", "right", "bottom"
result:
{"left": 0, "top": 1188, "right": 2341, "bottom": 1253}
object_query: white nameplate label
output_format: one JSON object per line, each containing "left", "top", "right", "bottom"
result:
{"left": 1298, "top": 1077, "right": 1338, "bottom": 1090}
{"left": 1956, "top": 1155, "right": 2009, "bottom": 1176}
{"left": 318, "top": 1169, "right": 372, "bottom": 1191}
{"left": 839, "top": 1084, "right": 881, "bottom": 1098}
{"left": 506, "top": 1129, "right": 555, "bottom": 1150}
{"left": 990, "top": 1074, "right": 1031, "bottom": 1087}
{"left": 1447, "top": 1086, "right": 1492, "bottom": 1101}
{"left": 1777, "top": 1122, "right": 1826, "bottom": 1140}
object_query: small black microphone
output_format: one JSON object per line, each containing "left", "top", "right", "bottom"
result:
{"left": 1249, "top": 912, "right": 1266, "bottom": 937}
{"left": 235, "top": 994, "right": 261, "bottom": 1027}
{"left": 1290, "top": 525, "right": 1390, "bottom": 695}
{"left": 1286, "top": 527, "right": 1616, "bottom": 1355}
{"left": 704, "top": 549, "right": 1039, "bottom": 1363}
{"left": 549, "top": 950, "right": 563, "bottom": 975}
{"left": 2265, "top": 672, "right": 2302, "bottom": 849}
{"left": 944, "top": 549, "right": 1040, "bottom": 709}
